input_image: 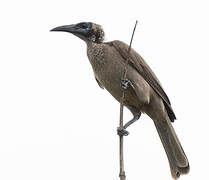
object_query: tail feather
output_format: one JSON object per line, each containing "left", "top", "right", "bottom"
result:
{"left": 154, "top": 120, "right": 189, "bottom": 179}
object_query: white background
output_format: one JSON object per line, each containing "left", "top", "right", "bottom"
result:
{"left": 0, "top": 0, "right": 208, "bottom": 179}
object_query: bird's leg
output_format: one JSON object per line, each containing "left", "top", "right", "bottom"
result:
{"left": 117, "top": 112, "right": 141, "bottom": 136}
{"left": 120, "top": 78, "right": 134, "bottom": 89}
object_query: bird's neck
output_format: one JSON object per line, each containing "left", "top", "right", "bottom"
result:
{"left": 86, "top": 41, "right": 105, "bottom": 72}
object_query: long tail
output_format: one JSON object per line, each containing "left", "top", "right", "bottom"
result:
{"left": 154, "top": 120, "right": 190, "bottom": 179}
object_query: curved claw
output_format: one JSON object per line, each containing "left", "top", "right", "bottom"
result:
{"left": 120, "top": 78, "right": 134, "bottom": 89}
{"left": 117, "top": 127, "right": 129, "bottom": 136}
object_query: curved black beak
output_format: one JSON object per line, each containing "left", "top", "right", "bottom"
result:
{"left": 50, "top": 22, "right": 92, "bottom": 40}
{"left": 50, "top": 24, "right": 76, "bottom": 33}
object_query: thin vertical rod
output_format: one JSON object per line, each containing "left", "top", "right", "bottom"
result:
{"left": 119, "top": 20, "right": 138, "bottom": 180}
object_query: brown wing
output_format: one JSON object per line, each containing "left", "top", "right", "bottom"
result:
{"left": 107, "top": 40, "right": 176, "bottom": 122}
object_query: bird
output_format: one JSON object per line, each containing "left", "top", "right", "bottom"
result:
{"left": 51, "top": 22, "right": 189, "bottom": 179}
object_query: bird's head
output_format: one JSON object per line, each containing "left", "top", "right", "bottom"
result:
{"left": 51, "top": 22, "right": 104, "bottom": 43}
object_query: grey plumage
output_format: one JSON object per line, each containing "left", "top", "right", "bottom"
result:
{"left": 51, "top": 22, "right": 189, "bottom": 179}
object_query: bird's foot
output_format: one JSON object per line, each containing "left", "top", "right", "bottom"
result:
{"left": 120, "top": 78, "right": 134, "bottom": 89}
{"left": 117, "top": 127, "right": 129, "bottom": 136}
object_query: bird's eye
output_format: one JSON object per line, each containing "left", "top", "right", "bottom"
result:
{"left": 78, "top": 23, "right": 88, "bottom": 29}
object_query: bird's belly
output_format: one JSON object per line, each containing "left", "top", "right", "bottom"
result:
{"left": 94, "top": 61, "right": 141, "bottom": 109}
{"left": 87, "top": 43, "right": 144, "bottom": 110}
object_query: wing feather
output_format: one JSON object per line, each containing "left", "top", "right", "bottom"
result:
{"left": 107, "top": 40, "right": 176, "bottom": 121}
